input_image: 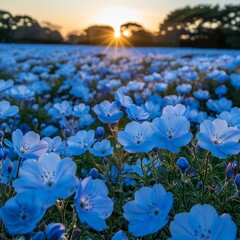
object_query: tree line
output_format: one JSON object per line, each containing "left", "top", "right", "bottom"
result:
{"left": 1, "top": 4, "right": 240, "bottom": 48}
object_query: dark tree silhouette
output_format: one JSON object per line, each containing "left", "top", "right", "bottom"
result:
{"left": 120, "top": 22, "right": 153, "bottom": 46}
{"left": 0, "top": 10, "right": 63, "bottom": 43}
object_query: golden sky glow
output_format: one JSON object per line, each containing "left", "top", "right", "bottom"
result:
{"left": 1, "top": 0, "right": 239, "bottom": 37}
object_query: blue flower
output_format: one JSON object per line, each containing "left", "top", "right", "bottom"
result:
{"left": 218, "top": 107, "right": 240, "bottom": 130}
{"left": 162, "top": 104, "right": 188, "bottom": 118}
{"left": 197, "top": 119, "right": 240, "bottom": 158}
{"left": 230, "top": 73, "right": 240, "bottom": 89}
{"left": 0, "top": 79, "right": 13, "bottom": 92}
{"left": 74, "top": 176, "right": 114, "bottom": 231}
{"left": 46, "top": 223, "right": 65, "bottom": 240}
{"left": 169, "top": 204, "right": 237, "bottom": 240}
{"left": 176, "top": 84, "right": 192, "bottom": 94}
{"left": 112, "top": 230, "right": 128, "bottom": 240}
{"left": 42, "top": 136, "right": 66, "bottom": 154}
{"left": 12, "top": 129, "right": 48, "bottom": 159}
{"left": 117, "top": 121, "right": 154, "bottom": 153}
{"left": 194, "top": 90, "right": 210, "bottom": 100}
{"left": 66, "top": 130, "right": 95, "bottom": 156}
{"left": 0, "top": 100, "right": 19, "bottom": 119}
{"left": 177, "top": 157, "right": 189, "bottom": 172}
{"left": 123, "top": 184, "right": 173, "bottom": 237}
{"left": 90, "top": 139, "right": 113, "bottom": 157}
{"left": 48, "top": 100, "right": 72, "bottom": 120}
{"left": 13, "top": 152, "right": 78, "bottom": 207}
{"left": 7, "top": 85, "right": 35, "bottom": 99}
{"left": 151, "top": 114, "right": 192, "bottom": 152}
{"left": 126, "top": 104, "right": 150, "bottom": 121}
{"left": 206, "top": 98, "right": 232, "bottom": 113}
{"left": 114, "top": 90, "right": 133, "bottom": 107}
{"left": 72, "top": 103, "right": 90, "bottom": 118}
{"left": 0, "top": 191, "right": 46, "bottom": 235}
{"left": 93, "top": 100, "right": 123, "bottom": 123}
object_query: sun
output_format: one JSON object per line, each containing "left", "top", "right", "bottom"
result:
{"left": 114, "top": 29, "right": 121, "bottom": 39}
{"left": 94, "top": 6, "right": 139, "bottom": 35}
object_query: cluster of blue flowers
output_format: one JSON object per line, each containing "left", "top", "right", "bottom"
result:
{"left": 0, "top": 45, "right": 239, "bottom": 239}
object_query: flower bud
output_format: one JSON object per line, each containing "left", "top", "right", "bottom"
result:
{"left": 89, "top": 168, "right": 98, "bottom": 179}
{"left": 235, "top": 174, "right": 240, "bottom": 190}
{"left": 96, "top": 126, "right": 104, "bottom": 138}
{"left": 177, "top": 157, "right": 189, "bottom": 172}
{"left": 72, "top": 228, "right": 81, "bottom": 240}
{"left": 46, "top": 223, "right": 65, "bottom": 240}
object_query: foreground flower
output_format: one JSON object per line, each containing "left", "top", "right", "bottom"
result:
{"left": 112, "top": 230, "right": 128, "bottom": 240}
{"left": 0, "top": 191, "right": 46, "bottom": 235}
{"left": 74, "top": 176, "right": 114, "bottom": 231}
{"left": 117, "top": 121, "right": 154, "bottom": 153}
{"left": 0, "top": 100, "right": 19, "bottom": 119}
{"left": 93, "top": 100, "right": 123, "bottom": 123}
{"left": 66, "top": 130, "right": 95, "bottom": 156}
{"left": 169, "top": 204, "right": 237, "bottom": 240}
{"left": 13, "top": 152, "right": 78, "bottom": 207}
{"left": 151, "top": 114, "right": 192, "bottom": 152}
{"left": 197, "top": 119, "right": 240, "bottom": 158}
{"left": 123, "top": 184, "right": 173, "bottom": 237}
{"left": 12, "top": 129, "right": 48, "bottom": 159}
{"left": 90, "top": 139, "right": 113, "bottom": 157}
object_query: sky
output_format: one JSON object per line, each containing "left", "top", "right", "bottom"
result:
{"left": 1, "top": 0, "right": 240, "bottom": 36}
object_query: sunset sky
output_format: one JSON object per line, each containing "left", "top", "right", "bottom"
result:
{"left": 1, "top": 0, "right": 240, "bottom": 36}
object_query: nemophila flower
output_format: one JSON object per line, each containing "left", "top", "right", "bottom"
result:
{"left": 176, "top": 84, "right": 192, "bottom": 94}
{"left": 123, "top": 184, "right": 173, "bottom": 237}
{"left": 206, "top": 69, "right": 228, "bottom": 82}
{"left": 117, "top": 121, "right": 154, "bottom": 153}
{"left": 96, "top": 126, "right": 105, "bottom": 137}
{"left": 169, "top": 204, "right": 237, "bottom": 240}
{"left": 230, "top": 73, "right": 240, "bottom": 88}
{"left": 153, "top": 82, "right": 168, "bottom": 92}
{"left": 194, "top": 90, "right": 210, "bottom": 100}
{"left": 0, "top": 100, "right": 19, "bottom": 119}
{"left": 46, "top": 223, "right": 65, "bottom": 240}
{"left": 197, "top": 119, "right": 240, "bottom": 158}
{"left": 33, "top": 231, "right": 45, "bottom": 240}
{"left": 6, "top": 85, "right": 35, "bottom": 99}
{"left": 41, "top": 125, "right": 58, "bottom": 137}
{"left": 74, "top": 176, "right": 114, "bottom": 231}
{"left": 218, "top": 107, "right": 240, "bottom": 130}
{"left": 0, "top": 79, "right": 14, "bottom": 92}
{"left": 12, "top": 129, "right": 48, "bottom": 159}
{"left": 0, "top": 191, "right": 46, "bottom": 235}
{"left": 72, "top": 103, "right": 90, "bottom": 118}
{"left": 48, "top": 100, "right": 72, "bottom": 119}
{"left": 13, "top": 153, "right": 78, "bottom": 207}
{"left": 127, "top": 80, "right": 144, "bottom": 91}
{"left": 206, "top": 98, "right": 232, "bottom": 113}
{"left": 235, "top": 174, "right": 240, "bottom": 190}
{"left": 90, "top": 139, "right": 113, "bottom": 157}
{"left": 93, "top": 100, "right": 123, "bottom": 123}
{"left": 177, "top": 157, "right": 189, "bottom": 172}
{"left": 164, "top": 95, "right": 183, "bottom": 106}
{"left": 42, "top": 136, "right": 66, "bottom": 154}
{"left": 151, "top": 114, "right": 192, "bottom": 152}
{"left": 126, "top": 104, "right": 150, "bottom": 122}
{"left": 215, "top": 85, "right": 228, "bottom": 95}
{"left": 162, "top": 104, "right": 188, "bottom": 118}
{"left": 79, "top": 113, "right": 95, "bottom": 128}
{"left": 142, "top": 101, "right": 161, "bottom": 120}
{"left": 184, "top": 97, "right": 200, "bottom": 109}
{"left": 66, "top": 130, "right": 95, "bottom": 156}
{"left": 112, "top": 230, "right": 128, "bottom": 240}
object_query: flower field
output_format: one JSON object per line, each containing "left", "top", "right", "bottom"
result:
{"left": 0, "top": 44, "right": 240, "bottom": 239}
